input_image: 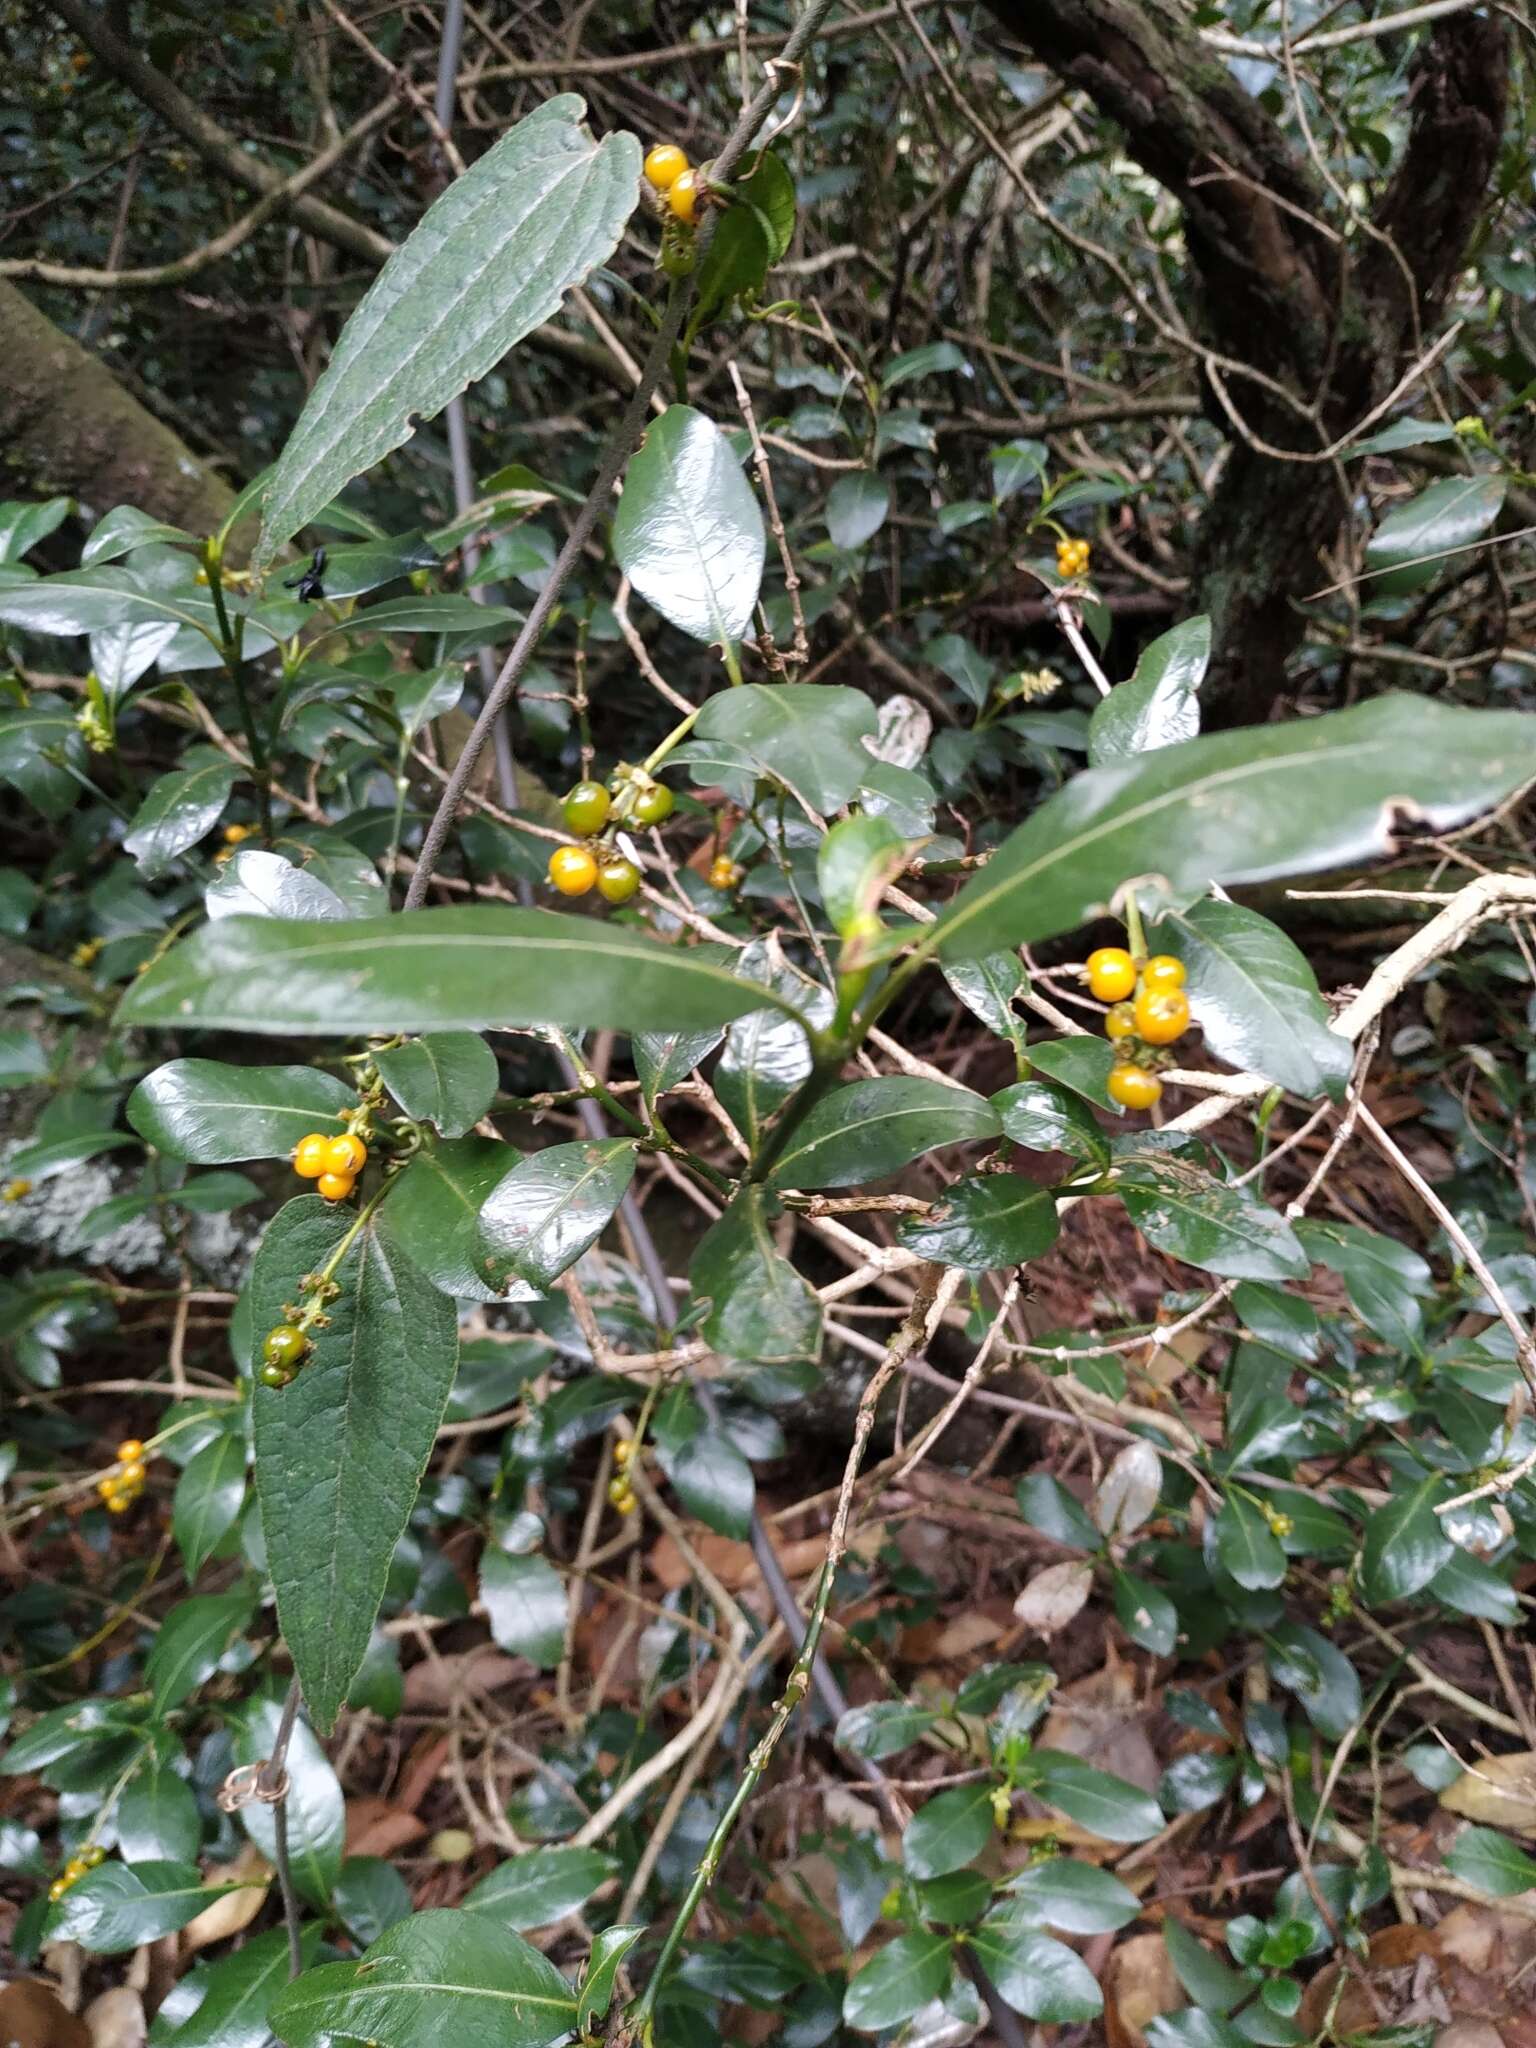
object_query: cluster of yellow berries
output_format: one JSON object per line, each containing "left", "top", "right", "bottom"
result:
{"left": 1056, "top": 537, "right": 1091, "bottom": 580}
{"left": 1085, "top": 947, "right": 1191, "bottom": 1110}
{"left": 48, "top": 1843, "right": 105, "bottom": 1904}
{"left": 213, "top": 822, "right": 252, "bottom": 866}
{"left": 548, "top": 773, "right": 673, "bottom": 903}
{"left": 643, "top": 143, "right": 702, "bottom": 224}
{"left": 71, "top": 937, "right": 103, "bottom": 969}
{"left": 292, "top": 1129, "right": 367, "bottom": 1203}
{"left": 96, "top": 1439, "right": 147, "bottom": 1515}
{"left": 708, "top": 854, "right": 743, "bottom": 893}
{"left": 607, "top": 1437, "right": 639, "bottom": 1516}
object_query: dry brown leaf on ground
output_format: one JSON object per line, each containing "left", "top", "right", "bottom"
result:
{"left": 1103, "top": 1929, "right": 1182, "bottom": 2048}
{"left": 179, "top": 1844, "right": 269, "bottom": 1953}
{"left": 1438, "top": 1752, "right": 1536, "bottom": 1835}
{"left": 82, "top": 1987, "right": 144, "bottom": 2048}
{"left": 401, "top": 1646, "right": 531, "bottom": 1710}
{"left": 0, "top": 1981, "right": 91, "bottom": 2048}
{"left": 1013, "top": 1559, "right": 1095, "bottom": 1635}
{"left": 345, "top": 1793, "right": 429, "bottom": 1860}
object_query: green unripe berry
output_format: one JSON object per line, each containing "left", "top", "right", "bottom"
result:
{"left": 632, "top": 781, "right": 674, "bottom": 826}
{"left": 561, "top": 781, "right": 611, "bottom": 835}
{"left": 259, "top": 1361, "right": 293, "bottom": 1389}
{"left": 262, "top": 1323, "right": 308, "bottom": 1371}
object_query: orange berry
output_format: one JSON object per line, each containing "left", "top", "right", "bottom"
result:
{"left": 549, "top": 845, "right": 598, "bottom": 896}
{"left": 1133, "top": 987, "right": 1191, "bottom": 1046}
{"left": 1108, "top": 1064, "right": 1163, "bottom": 1111}
{"left": 324, "top": 1133, "right": 366, "bottom": 1177}
{"left": 644, "top": 144, "right": 689, "bottom": 192}
{"left": 1086, "top": 947, "right": 1136, "bottom": 1002}
{"left": 293, "top": 1133, "right": 330, "bottom": 1178}
{"left": 1104, "top": 1003, "right": 1138, "bottom": 1043}
{"left": 1141, "top": 954, "right": 1186, "bottom": 992}
{"left": 668, "top": 169, "right": 699, "bottom": 224}
{"left": 317, "top": 1171, "right": 355, "bottom": 1202}
{"left": 116, "top": 1439, "right": 144, "bottom": 1464}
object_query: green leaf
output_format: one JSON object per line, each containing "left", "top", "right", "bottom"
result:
{"left": 612, "top": 404, "right": 764, "bottom": 645}
{"left": 692, "top": 684, "right": 878, "bottom": 813}
{"left": 481, "top": 1546, "right": 567, "bottom": 1669}
{"left": 653, "top": 1388, "right": 755, "bottom": 1539}
{"left": 463, "top": 1845, "right": 617, "bottom": 1931}
{"left": 695, "top": 150, "right": 795, "bottom": 320}
{"left": 155, "top": 1923, "right": 325, "bottom": 2048}
{"left": 1150, "top": 900, "right": 1351, "bottom": 1099}
{"left": 944, "top": 953, "right": 1027, "bottom": 1048}
{"left": 970, "top": 1918, "right": 1102, "bottom": 2023}
{"left": 1115, "top": 1156, "right": 1308, "bottom": 1282}
{"left": 1365, "top": 474, "right": 1505, "bottom": 594}
{"left": 1002, "top": 1856, "right": 1140, "bottom": 1933}
{"left": 173, "top": 1432, "right": 247, "bottom": 1576}
{"left": 6, "top": 1129, "right": 136, "bottom": 1182}
{"left": 1016, "top": 1473, "right": 1101, "bottom": 1550}
{"left": 993, "top": 1079, "right": 1110, "bottom": 1166}
{"left": 233, "top": 1696, "right": 345, "bottom": 1907}
{"left": 123, "top": 755, "right": 236, "bottom": 878}
{"left": 841, "top": 1932, "right": 953, "bottom": 2032}
{"left": 374, "top": 1031, "right": 498, "bottom": 1138}
{"left": 1266, "top": 1622, "right": 1361, "bottom": 1739}
{"left": 50, "top": 1861, "right": 254, "bottom": 1956}
{"left": 715, "top": 941, "right": 833, "bottom": 1150}
{"left": 1088, "top": 616, "right": 1208, "bottom": 766}
{"left": 0, "top": 495, "right": 73, "bottom": 563}
{"left": 836, "top": 1700, "right": 940, "bottom": 1761}
{"left": 1213, "top": 1493, "right": 1287, "bottom": 1590}
{"left": 1163, "top": 1916, "right": 1252, "bottom": 2013}
{"left": 268, "top": 830, "right": 388, "bottom": 915}
{"left": 931, "top": 696, "right": 1536, "bottom": 963}
{"left": 251, "top": 1197, "right": 458, "bottom": 1730}
{"left": 1295, "top": 1220, "right": 1431, "bottom": 1351}
{"left": 255, "top": 101, "right": 638, "bottom": 566}
{"left": 769, "top": 1076, "right": 1001, "bottom": 1189}
{"left": 992, "top": 439, "right": 1047, "bottom": 500}
{"left": 146, "top": 1588, "right": 257, "bottom": 1711}
{"left": 377, "top": 1137, "right": 524, "bottom": 1305}
{"left": 897, "top": 1174, "right": 1060, "bottom": 1271}
{"left": 119, "top": 907, "right": 792, "bottom": 1037}
{"left": 1231, "top": 1283, "right": 1321, "bottom": 1363}
{"left": 1025, "top": 1035, "right": 1117, "bottom": 1109}
{"left": 576, "top": 1924, "right": 646, "bottom": 2033}
{"left": 205, "top": 848, "right": 352, "bottom": 923}
{"left": 826, "top": 471, "right": 891, "bottom": 550}
{"left": 117, "top": 1758, "right": 201, "bottom": 1864}
{"left": 1158, "top": 1753, "right": 1238, "bottom": 1815}
{"left": 371, "top": 661, "right": 466, "bottom": 739}
{"left": 1428, "top": 1545, "right": 1521, "bottom": 1625}
{"left": 128, "top": 1059, "right": 353, "bottom": 1163}
{"left": 0, "top": 567, "right": 213, "bottom": 640}
{"left": 690, "top": 1187, "right": 823, "bottom": 1365}
{"left": 818, "top": 812, "right": 908, "bottom": 939}
{"left": 1445, "top": 1825, "right": 1536, "bottom": 1897}
{"left": 882, "top": 340, "right": 968, "bottom": 391}
{"left": 1360, "top": 1477, "right": 1452, "bottom": 1604}
{"left": 81, "top": 505, "right": 191, "bottom": 566}
{"left": 311, "top": 532, "right": 440, "bottom": 599}
{"left": 269, "top": 1908, "right": 578, "bottom": 2048}
{"left": 1032, "top": 1750, "right": 1165, "bottom": 1842}
{"left": 903, "top": 1784, "right": 995, "bottom": 1879}
{"left": 478, "top": 1138, "right": 636, "bottom": 1291}
{"left": 633, "top": 1014, "right": 727, "bottom": 1115}
{"left": 1113, "top": 1570, "right": 1180, "bottom": 1656}
{"left": 0, "top": 698, "right": 87, "bottom": 820}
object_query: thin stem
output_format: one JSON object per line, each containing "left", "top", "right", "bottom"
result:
{"left": 257, "top": 1677, "right": 305, "bottom": 1977}
{"left": 204, "top": 542, "right": 273, "bottom": 840}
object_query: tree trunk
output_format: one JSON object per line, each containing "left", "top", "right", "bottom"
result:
{"left": 980, "top": 0, "right": 1509, "bottom": 723}
{"left": 0, "top": 280, "right": 235, "bottom": 534}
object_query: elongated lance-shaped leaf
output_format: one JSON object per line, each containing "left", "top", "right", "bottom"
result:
{"left": 254, "top": 99, "right": 640, "bottom": 567}
{"left": 251, "top": 1197, "right": 458, "bottom": 1730}
{"left": 931, "top": 695, "right": 1536, "bottom": 963}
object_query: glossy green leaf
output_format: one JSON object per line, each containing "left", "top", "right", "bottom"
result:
{"left": 1113, "top": 1569, "right": 1179, "bottom": 1656}
{"left": 1088, "top": 615, "right": 1208, "bottom": 766}
{"left": 836, "top": 1700, "right": 940, "bottom": 1761}
{"left": 1032, "top": 1750, "right": 1164, "bottom": 1842}
{"left": 1026, "top": 1035, "right": 1117, "bottom": 1109}
{"left": 233, "top": 1696, "right": 345, "bottom": 1907}
{"left": 0, "top": 698, "right": 87, "bottom": 819}
{"left": 205, "top": 848, "right": 352, "bottom": 923}
{"left": 1429, "top": 1545, "right": 1521, "bottom": 1625}
{"left": 0, "top": 495, "right": 73, "bottom": 563}
{"left": 1445, "top": 1825, "right": 1536, "bottom": 1897}
{"left": 1213, "top": 1493, "right": 1287, "bottom": 1590}
{"left": 310, "top": 532, "right": 439, "bottom": 599}
{"left": 633, "top": 1013, "right": 727, "bottom": 1115}
{"left": 173, "top": 1431, "right": 247, "bottom": 1577}
{"left": 481, "top": 1545, "right": 567, "bottom": 1669}
{"left": 1158, "top": 1752, "right": 1237, "bottom": 1815}
{"left": 612, "top": 404, "right": 764, "bottom": 645}
{"left": 478, "top": 1138, "right": 636, "bottom": 1292}
{"left": 1002, "top": 1856, "right": 1140, "bottom": 1933}
{"left": 251, "top": 1197, "right": 458, "bottom": 1730}
{"left": 1360, "top": 1477, "right": 1452, "bottom": 1604}
{"left": 932, "top": 696, "right": 1536, "bottom": 963}
{"left": 903, "top": 1784, "right": 994, "bottom": 1879}
{"left": 577, "top": 1924, "right": 646, "bottom": 2033}
{"left": 128, "top": 1059, "right": 353, "bottom": 1163}
{"left": 826, "top": 470, "right": 891, "bottom": 550}
{"left": 122, "top": 754, "right": 236, "bottom": 879}
{"left": 695, "top": 149, "right": 795, "bottom": 320}
{"left": 943, "top": 952, "right": 1027, "bottom": 1051}
{"left": 119, "top": 907, "right": 793, "bottom": 1037}
{"left": 463, "top": 1845, "right": 617, "bottom": 1931}
{"left": 374, "top": 1031, "right": 498, "bottom": 1138}
{"left": 897, "top": 1173, "right": 1060, "bottom": 1270}
{"left": 1295, "top": 1219, "right": 1431, "bottom": 1351}
{"left": 0, "top": 567, "right": 215, "bottom": 640}
{"left": 146, "top": 1588, "right": 257, "bottom": 1711}
{"left": 993, "top": 1079, "right": 1110, "bottom": 1165}
{"left": 653, "top": 1386, "right": 754, "bottom": 1538}
{"left": 117, "top": 1757, "right": 201, "bottom": 1865}
{"left": 255, "top": 101, "right": 638, "bottom": 565}
{"left": 270, "top": 1908, "right": 578, "bottom": 2048}
{"left": 1015, "top": 1473, "right": 1100, "bottom": 1550}
{"left": 769, "top": 1076, "right": 1001, "bottom": 1189}
{"left": 818, "top": 812, "right": 908, "bottom": 939}
{"left": 1266, "top": 1622, "right": 1361, "bottom": 1739}
{"left": 268, "top": 829, "right": 388, "bottom": 915}
{"left": 1150, "top": 899, "right": 1351, "bottom": 1099}
{"left": 1231, "top": 1281, "right": 1321, "bottom": 1362}
{"left": 1115, "top": 1156, "right": 1308, "bottom": 1281}
{"left": 692, "top": 684, "right": 878, "bottom": 813}
{"left": 1163, "top": 1916, "right": 1252, "bottom": 2013}
{"left": 883, "top": 340, "right": 968, "bottom": 390}
{"left": 690, "top": 1187, "right": 823, "bottom": 1365}
{"left": 50, "top": 1861, "right": 254, "bottom": 1956}
{"left": 378, "top": 1137, "right": 524, "bottom": 1305}
{"left": 156, "top": 1924, "right": 325, "bottom": 2048}
{"left": 715, "top": 941, "right": 833, "bottom": 1149}
{"left": 841, "top": 1932, "right": 952, "bottom": 2032}
{"left": 1365, "top": 474, "right": 1505, "bottom": 594}
{"left": 970, "top": 1918, "right": 1102, "bottom": 2023}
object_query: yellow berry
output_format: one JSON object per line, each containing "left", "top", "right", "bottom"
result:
{"left": 222, "top": 822, "right": 251, "bottom": 845}
{"left": 708, "top": 856, "right": 741, "bottom": 892}
{"left": 49, "top": 1878, "right": 68, "bottom": 1902}
{"left": 1108, "top": 1063, "right": 1163, "bottom": 1111}
{"left": 324, "top": 1133, "right": 366, "bottom": 1177}
{"left": 2, "top": 1178, "right": 31, "bottom": 1202}
{"left": 668, "top": 169, "right": 700, "bottom": 224}
{"left": 1104, "top": 1002, "right": 1138, "bottom": 1043}
{"left": 1086, "top": 947, "right": 1136, "bottom": 1002}
{"left": 317, "top": 1171, "right": 355, "bottom": 1202}
{"left": 549, "top": 845, "right": 599, "bottom": 896}
{"left": 615, "top": 1493, "right": 637, "bottom": 1515}
{"left": 82, "top": 1845, "right": 105, "bottom": 1867}
{"left": 1141, "top": 955, "right": 1186, "bottom": 992}
{"left": 116, "top": 1439, "right": 144, "bottom": 1464}
{"left": 1133, "top": 987, "right": 1191, "bottom": 1047}
{"left": 607, "top": 1475, "right": 633, "bottom": 1506}
{"left": 613, "top": 1439, "right": 634, "bottom": 1466}
{"left": 118, "top": 1461, "right": 146, "bottom": 1487}
{"left": 107, "top": 1495, "right": 131, "bottom": 1514}
{"left": 644, "top": 143, "right": 690, "bottom": 192}
{"left": 293, "top": 1133, "right": 331, "bottom": 1179}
